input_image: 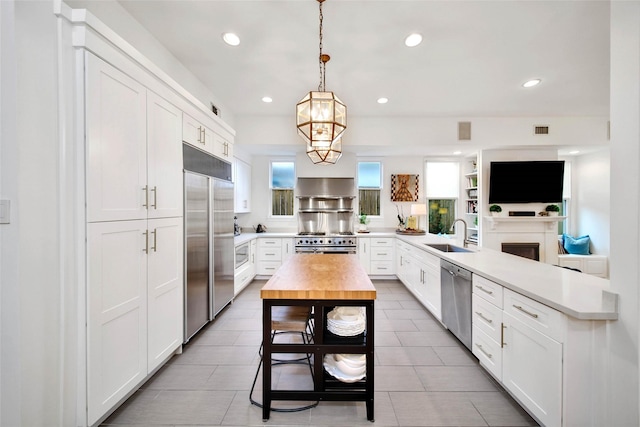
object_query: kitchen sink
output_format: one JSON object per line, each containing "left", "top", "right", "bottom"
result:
{"left": 424, "top": 243, "right": 472, "bottom": 253}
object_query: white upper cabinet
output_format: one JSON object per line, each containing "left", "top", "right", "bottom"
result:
{"left": 147, "top": 92, "right": 183, "bottom": 219}
{"left": 86, "top": 53, "right": 147, "bottom": 222}
{"left": 234, "top": 158, "right": 252, "bottom": 213}
{"left": 213, "top": 130, "right": 233, "bottom": 160}
{"left": 86, "top": 53, "right": 183, "bottom": 222}
{"left": 182, "top": 112, "right": 213, "bottom": 154}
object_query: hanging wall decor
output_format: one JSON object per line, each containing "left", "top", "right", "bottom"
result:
{"left": 390, "top": 174, "right": 419, "bottom": 202}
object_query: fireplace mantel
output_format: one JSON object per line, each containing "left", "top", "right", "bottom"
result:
{"left": 484, "top": 216, "right": 567, "bottom": 231}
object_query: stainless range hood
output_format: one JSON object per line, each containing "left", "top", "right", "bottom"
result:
{"left": 295, "top": 177, "right": 356, "bottom": 198}
{"left": 296, "top": 178, "right": 356, "bottom": 235}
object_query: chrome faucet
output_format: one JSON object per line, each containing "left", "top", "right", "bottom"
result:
{"left": 450, "top": 218, "right": 469, "bottom": 247}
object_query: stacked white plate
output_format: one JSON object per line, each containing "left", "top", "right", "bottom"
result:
{"left": 323, "top": 354, "right": 366, "bottom": 383}
{"left": 326, "top": 306, "right": 366, "bottom": 336}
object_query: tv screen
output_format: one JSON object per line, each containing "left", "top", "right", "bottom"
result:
{"left": 488, "top": 161, "right": 564, "bottom": 204}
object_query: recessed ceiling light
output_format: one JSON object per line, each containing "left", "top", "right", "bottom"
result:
{"left": 222, "top": 32, "right": 240, "bottom": 46}
{"left": 404, "top": 33, "right": 423, "bottom": 47}
{"left": 262, "top": 96, "right": 273, "bottom": 103}
{"left": 523, "top": 79, "right": 541, "bottom": 88}
{"left": 453, "top": 151, "right": 462, "bottom": 155}
{"left": 377, "top": 97, "right": 388, "bottom": 104}
{"left": 569, "top": 150, "right": 580, "bottom": 155}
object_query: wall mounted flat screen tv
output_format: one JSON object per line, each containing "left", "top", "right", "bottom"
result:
{"left": 488, "top": 161, "right": 564, "bottom": 204}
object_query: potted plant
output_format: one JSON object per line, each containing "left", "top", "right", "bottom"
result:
{"left": 358, "top": 214, "right": 370, "bottom": 232}
{"left": 545, "top": 204, "right": 560, "bottom": 216}
{"left": 489, "top": 204, "right": 502, "bottom": 216}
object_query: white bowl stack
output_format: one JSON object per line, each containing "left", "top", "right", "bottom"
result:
{"left": 326, "top": 306, "right": 366, "bottom": 336}
{"left": 323, "top": 353, "right": 366, "bottom": 383}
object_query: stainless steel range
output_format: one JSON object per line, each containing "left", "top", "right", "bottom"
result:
{"left": 295, "top": 232, "right": 357, "bottom": 254}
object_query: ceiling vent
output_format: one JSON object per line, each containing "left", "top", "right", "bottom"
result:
{"left": 211, "top": 103, "right": 220, "bottom": 117}
{"left": 534, "top": 125, "right": 549, "bottom": 135}
{"left": 458, "top": 122, "right": 471, "bottom": 140}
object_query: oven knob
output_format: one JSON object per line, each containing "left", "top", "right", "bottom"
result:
{"left": 313, "top": 240, "right": 317, "bottom": 244}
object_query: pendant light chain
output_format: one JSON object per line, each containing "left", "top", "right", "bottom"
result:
{"left": 318, "top": 0, "right": 325, "bottom": 92}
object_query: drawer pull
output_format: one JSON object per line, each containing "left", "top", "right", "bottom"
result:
{"left": 265, "top": 253, "right": 276, "bottom": 256}
{"left": 475, "top": 343, "right": 493, "bottom": 359}
{"left": 377, "top": 252, "right": 388, "bottom": 256}
{"left": 513, "top": 304, "right": 539, "bottom": 319}
{"left": 475, "top": 311, "right": 493, "bottom": 324}
{"left": 475, "top": 285, "right": 493, "bottom": 295}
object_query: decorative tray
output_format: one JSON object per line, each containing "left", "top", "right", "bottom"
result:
{"left": 395, "top": 229, "right": 426, "bottom": 235}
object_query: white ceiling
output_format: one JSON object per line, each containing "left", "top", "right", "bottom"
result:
{"left": 69, "top": 0, "right": 611, "bottom": 155}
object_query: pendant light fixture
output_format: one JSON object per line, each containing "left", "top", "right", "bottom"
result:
{"left": 296, "top": 0, "right": 346, "bottom": 164}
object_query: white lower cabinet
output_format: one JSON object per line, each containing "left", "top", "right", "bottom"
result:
{"left": 502, "top": 310, "right": 562, "bottom": 427}
{"left": 395, "top": 240, "right": 440, "bottom": 320}
{"left": 234, "top": 238, "right": 257, "bottom": 295}
{"left": 87, "top": 218, "right": 182, "bottom": 425}
{"left": 257, "top": 237, "right": 294, "bottom": 275}
{"left": 147, "top": 218, "right": 183, "bottom": 372}
{"left": 360, "top": 237, "right": 395, "bottom": 275}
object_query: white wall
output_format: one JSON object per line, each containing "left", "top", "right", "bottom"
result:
{"left": 608, "top": 2, "right": 640, "bottom": 425}
{"left": 572, "top": 148, "right": 610, "bottom": 256}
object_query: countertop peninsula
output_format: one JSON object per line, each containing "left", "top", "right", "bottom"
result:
{"left": 238, "top": 230, "right": 617, "bottom": 320}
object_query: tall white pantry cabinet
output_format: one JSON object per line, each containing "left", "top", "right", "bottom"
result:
{"left": 84, "top": 53, "right": 184, "bottom": 425}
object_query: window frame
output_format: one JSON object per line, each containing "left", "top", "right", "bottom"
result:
{"left": 425, "top": 160, "right": 460, "bottom": 236}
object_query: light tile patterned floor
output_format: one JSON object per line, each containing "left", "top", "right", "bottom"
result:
{"left": 102, "top": 279, "right": 538, "bottom": 427}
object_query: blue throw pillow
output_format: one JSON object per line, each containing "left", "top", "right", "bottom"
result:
{"left": 563, "top": 234, "right": 591, "bottom": 255}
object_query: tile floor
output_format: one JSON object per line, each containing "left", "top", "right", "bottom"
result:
{"left": 102, "top": 279, "right": 539, "bottom": 427}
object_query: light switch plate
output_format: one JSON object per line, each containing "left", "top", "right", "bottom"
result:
{"left": 0, "top": 200, "right": 10, "bottom": 224}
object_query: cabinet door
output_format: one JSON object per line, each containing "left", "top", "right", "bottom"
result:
{"left": 234, "top": 158, "right": 251, "bottom": 213}
{"left": 282, "top": 238, "right": 294, "bottom": 260}
{"left": 87, "top": 220, "right": 148, "bottom": 425}
{"left": 358, "top": 238, "right": 371, "bottom": 273}
{"left": 147, "top": 217, "right": 183, "bottom": 372}
{"left": 421, "top": 251, "right": 441, "bottom": 320}
{"left": 147, "top": 91, "right": 183, "bottom": 219}
{"left": 86, "top": 53, "right": 147, "bottom": 222}
{"left": 213, "top": 131, "right": 233, "bottom": 160}
{"left": 502, "top": 311, "right": 562, "bottom": 427}
{"left": 182, "top": 112, "right": 212, "bottom": 153}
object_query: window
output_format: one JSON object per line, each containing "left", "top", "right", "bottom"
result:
{"left": 271, "top": 161, "right": 295, "bottom": 216}
{"left": 426, "top": 162, "right": 459, "bottom": 235}
{"left": 358, "top": 161, "right": 382, "bottom": 216}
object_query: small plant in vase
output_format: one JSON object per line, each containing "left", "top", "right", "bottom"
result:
{"left": 545, "top": 204, "right": 560, "bottom": 216}
{"left": 358, "top": 214, "right": 370, "bottom": 232}
{"left": 489, "top": 204, "right": 502, "bottom": 216}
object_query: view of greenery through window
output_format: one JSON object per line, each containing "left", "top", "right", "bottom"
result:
{"left": 358, "top": 162, "right": 382, "bottom": 216}
{"left": 271, "top": 161, "right": 294, "bottom": 216}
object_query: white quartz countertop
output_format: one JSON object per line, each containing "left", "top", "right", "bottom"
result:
{"left": 234, "top": 230, "right": 618, "bottom": 320}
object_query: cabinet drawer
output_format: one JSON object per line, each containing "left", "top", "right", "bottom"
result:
{"left": 503, "top": 289, "right": 564, "bottom": 342}
{"left": 258, "top": 247, "right": 282, "bottom": 261}
{"left": 371, "top": 261, "right": 394, "bottom": 275}
{"left": 472, "top": 275, "right": 504, "bottom": 308}
{"left": 472, "top": 325, "right": 502, "bottom": 381}
{"left": 371, "top": 237, "right": 394, "bottom": 247}
{"left": 258, "top": 238, "right": 281, "bottom": 248}
{"left": 371, "top": 248, "right": 394, "bottom": 261}
{"left": 472, "top": 294, "right": 503, "bottom": 343}
{"left": 257, "top": 261, "right": 281, "bottom": 275}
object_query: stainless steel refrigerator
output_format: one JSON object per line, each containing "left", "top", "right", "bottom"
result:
{"left": 183, "top": 144, "right": 234, "bottom": 342}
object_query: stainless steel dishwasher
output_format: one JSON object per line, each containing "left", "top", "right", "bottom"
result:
{"left": 440, "top": 259, "right": 473, "bottom": 350}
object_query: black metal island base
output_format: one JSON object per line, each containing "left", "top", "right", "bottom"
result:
{"left": 260, "top": 254, "right": 377, "bottom": 422}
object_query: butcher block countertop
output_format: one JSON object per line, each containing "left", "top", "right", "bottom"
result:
{"left": 260, "top": 254, "right": 377, "bottom": 300}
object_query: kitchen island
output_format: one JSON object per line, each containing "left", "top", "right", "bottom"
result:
{"left": 260, "top": 254, "right": 376, "bottom": 421}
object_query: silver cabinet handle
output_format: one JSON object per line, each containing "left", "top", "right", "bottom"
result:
{"left": 142, "top": 186, "right": 149, "bottom": 209}
{"left": 501, "top": 323, "right": 506, "bottom": 348}
{"left": 265, "top": 253, "right": 276, "bottom": 256}
{"left": 475, "top": 311, "right": 493, "bottom": 323}
{"left": 151, "top": 186, "right": 157, "bottom": 209}
{"left": 151, "top": 229, "right": 157, "bottom": 252}
{"left": 475, "top": 285, "right": 493, "bottom": 295}
{"left": 475, "top": 343, "right": 493, "bottom": 359}
{"left": 142, "top": 230, "right": 149, "bottom": 253}
{"left": 378, "top": 252, "right": 387, "bottom": 256}
{"left": 513, "top": 304, "right": 539, "bottom": 319}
